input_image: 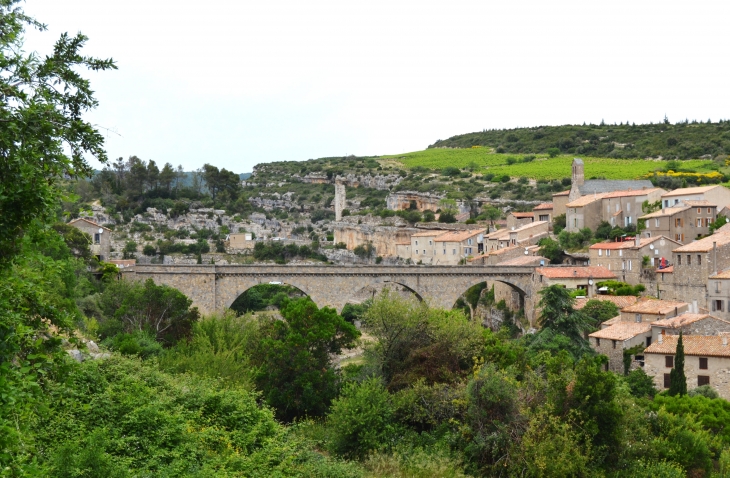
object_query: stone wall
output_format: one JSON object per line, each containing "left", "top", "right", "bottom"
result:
{"left": 645, "top": 352, "right": 730, "bottom": 400}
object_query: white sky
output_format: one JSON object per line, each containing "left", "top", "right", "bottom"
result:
{"left": 24, "top": 0, "right": 730, "bottom": 173}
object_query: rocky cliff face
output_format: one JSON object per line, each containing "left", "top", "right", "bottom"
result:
{"left": 333, "top": 217, "right": 417, "bottom": 257}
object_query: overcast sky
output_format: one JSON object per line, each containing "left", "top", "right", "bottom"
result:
{"left": 24, "top": 0, "right": 730, "bottom": 173}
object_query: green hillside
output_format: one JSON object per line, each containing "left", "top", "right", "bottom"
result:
{"left": 381, "top": 150, "right": 718, "bottom": 180}
{"left": 428, "top": 120, "right": 730, "bottom": 160}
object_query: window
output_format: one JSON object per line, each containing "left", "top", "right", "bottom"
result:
{"left": 574, "top": 218, "right": 577, "bottom": 227}
{"left": 698, "top": 375, "right": 710, "bottom": 386}
{"left": 415, "top": 240, "right": 418, "bottom": 245}
{"left": 698, "top": 255, "right": 701, "bottom": 265}
{"left": 697, "top": 208, "right": 702, "bottom": 214}
{"left": 708, "top": 208, "right": 712, "bottom": 214}
{"left": 428, "top": 240, "right": 432, "bottom": 245}
{"left": 607, "top": 249, "right": 611, "bottom": 256}
{"left": 699, "top": 357, "right": 708, "bottom": 370}
{"left": 664, "top": 373, "right": 671, "bottom": 388}
{"left": 612, "top": 340, "right": 617, "bottom": 349}
{"left": 539, "top": 214, "right": 549, "bottom": 221}
{"left": 713, "top": 300, "right": 724, "bottom": 312}
{"left": 664, "top": 200, "right": 669, "bottom": 207}
{"left": 595, "top": 338, "right": 600, "bottom": 346}
{"left": 598, "top": 249, "right": 602, "bottom": 256}
{"left": 687, "top": 255, "right": 691, "bottom": 265}
{"left": 467, "top": 239, "right": 472, "bottom": 245}
{"left": 697, "top": 218, "right": 702, "bottom": 227}
{"left": 415, "top": 250, "right": 419, "bottom": 254}
{"left": 646, "top": 336, "right": 652, "bottom": 347}
{"left": 655, "top": 218, "right": 660, "bottom": 227}
{"left": 677, "top": 255, "right": 681, "bottom": 265}
{"left": 704, "top": 218, "right": 710, "bottom": 227}
{"left": 635, "top": 314, "right": 641, "bottom": 323}
{"left": 675, "top": 218, "right": 682, "bottom": 227}
{"left": 452, "top": 249, "right": 456, "bottom": 255}
{"left": 665, "top": 355, "right": 674, "bottom": 368}
{"left": 629, "top": 260, "right": 632, "bottom": 271}
{"left": 619, "top": 250, "right": 623, "bottom": 257}
{"left": 717, "top": 281, "right": 722, "bottom": 293}
{"left": 94, "top": 233, "right": 101, "bottom": 244}
{"left": 443, "top": 249, "right": 446, "bottom": 255}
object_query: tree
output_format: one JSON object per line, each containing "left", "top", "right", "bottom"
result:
{"left": 532, "top": 285, "right": 593, "bottom": 358}
{"left": 482, "top": 205, "right": 501, "bottom": 227}
{"left": 253, "top": 298, "right": 359, "bottom": 421}
{"left": 99, "top": 279, "right": 200, "bottom": 345}
{"left": 538, "top": 237, "right": 563, "bottom": 264}
{"left": 553, "top": 213, "right": 567, "bottom": 234}
{"left": 668, "top": 332, "right": 687, "bottom": 396}
{"left": 159, "top": 162, "right": 176, "bottom": 193}
{"left": 581, "top": 299, "right": 620, "bottom": 327}
{"left": 0, "top": 2, "right": 116, "bottom": 265}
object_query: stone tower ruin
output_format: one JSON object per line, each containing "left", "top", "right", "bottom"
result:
{"left": 334, "top": 180, "right": 346, "bottom": 221}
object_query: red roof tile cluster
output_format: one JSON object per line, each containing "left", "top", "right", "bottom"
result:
{"left": 589, "top": 322, "right": 651, "bottom": 341}
{"left": 533, "top": 202, "right": 553, "bottom": 210}
{"left": 535, "top": 266, "right": 615, "bottom": 279}
{"left": 601, "top": 188, "right": 663, "bottom": 199}
{"left": 645, "top": 334, "right": 730, "bottom": 357}
{"left": 510, "top": 212, "right": 535, "bottom": 218}
{"left": 574, "top": 295, "right": 638, "bottom": 310}
{"left": 621, "top": 299, "right": 687, "bottom": 315}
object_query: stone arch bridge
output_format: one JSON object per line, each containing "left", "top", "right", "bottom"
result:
{"left": 121, "top": 264, "right": 537, "bottom": 320}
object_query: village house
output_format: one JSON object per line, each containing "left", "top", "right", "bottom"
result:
{"left": 227, "top": 232, "right": 255, "bottom": 251}
{"left": 407, "top": 230, "right": 443, "bottom": 264}
{"left": 663, "top": 230, "right": 730, "bottom": 310}
{"left": 432, "top": 229, "right": 486, "bottom": 265}
{"left": 574, "top": 295, "right": 638, "bottom": 311}
{"left": 68, "top": 218, "right": 112, "bottom": 262}
{"left": 707, "top": 269, "right": 730, "bottom": 319}
{"left": 552, "top": 190, "right": 570, "bottom": 217}
{"left": 589, "top": 322, "right": 652, "bottom": 373}
{"left": 644, "top": 334, "right": 730, "bottom": 399}
{"left": 588, "top": 235, "right": 680, "bottom": 285}
{"left": 660, "top": 185, "right": 730, "bottom": 210}
{"left": 467, "top": 244, "right": 542, "bottom": 266}
{"left": 565, "top": 193, "right": 608, "bottom": 232}
{"left": 533, "top": 266, "right": 616, "bottom": 298}
{"left": 639, "top": 202, "right": 718, "bottom": 243}
{"left": 532, "top": 202, "right": 554, "bottom": 227}
{"left": 484, "top": 221, "right": 549, "bottom": 252}
{"left": 600, "top": 188, "right": 666, "bottom": 228}
{"left": 506, "top": 211, "right": 535, "bottom": 229}
{"left": 649, "top": 313, "right": 730, "bottom": 343}
{"left": 619, "top": 298, "right": 689, "bottom": 324}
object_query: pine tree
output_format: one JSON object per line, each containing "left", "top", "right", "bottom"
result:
{"left": 668, "top": 332, "right": 687, "bottom": 396}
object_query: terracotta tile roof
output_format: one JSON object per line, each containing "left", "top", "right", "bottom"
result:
{"left": 651, "top": 313, "right": 718, "bottom": 328}
{"left": 639, "top": 206, "right": 690, "bottom": 219}
{"left": 657, "top": 266, "right": 674, "bottom": 273}
{"left": 590, "top": 238, "right": 645, "bottom": 250}
{"left": 662, "top": 185, "right": 721, "bottom": 198}
{"left": 710, "top": 269, "right": 730, "bottom": 279}
{"left": 601, "top": 315, "right": 623, "bottom": 326}
{"left": 467, "top": 253, "right": 489, "bottom": 262}
{"left": 574, "top": 295, "right": 639, "bottom": 310}
{"left": 566, "top": 193, "right": 608, "bottom": 208}
{"left": 497, "top": 255, "right": 547, "bottom": 266}
{"left": 411, "top": 230, "right": 447, "bottom": 237}
{"left": 535, "top": 266, "right": 615, "bottom": 279}
{"left": 589, "top": 322, "right": 651, "bottom": 341}
{"left": 601, "top": 188, "right": 663, "bottom": 199}
{"left": 674, "top": 231, "right": 730, "bottom": 252}
{"left": 553, "top": 190, "right": 571, "bottom": 197}
{"left": 510, "top": 212, "right": 535, "bottom": 218}
{"left": 434, "top": 229, "right": 485, "bottom": 243}
{"left": 69, "top": 217, "right": 112, "bottom": 231}
{"left": 533, "top": 202, "right": 554, "bottom": 210}
{"left": 645, "top": 334, "right": 730, "bottom": 358}
{"left": 682, "top": 200, "right": 714, "bottom": 207}
{"left": 485, "top": 228, "right": 510, "bottom": 239}
{"left": 621, "top": 299, "right": 688, "bottom": 315}
{"left": 513, "top": 220, "right": 549, "bottom": 233}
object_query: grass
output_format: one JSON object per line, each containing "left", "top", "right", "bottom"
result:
{"left": 379, "top": 149, "right": 717, "bottom": 180}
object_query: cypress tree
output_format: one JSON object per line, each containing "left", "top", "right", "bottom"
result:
{"left": 668, "top": 332, "right": 687, "bottom": 396}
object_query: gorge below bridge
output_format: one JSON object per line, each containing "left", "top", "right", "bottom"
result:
{"left": 121, "top": 264, "right": 537, "bottom": 320}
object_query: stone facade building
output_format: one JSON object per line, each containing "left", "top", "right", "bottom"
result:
{"left": 532, "top": 202, "right": 553, "bottom": 226}
{"left": 589, "top": 322, "right": 652, "bottom": 373}
{"left": 506, "top": 212, "right": 535, "bottom": 229}
{"left": 552, "top": 190, "right": 570, "bottom": 217}
{"left": 588, "top": 235, "right": 680, "bottom": 285}
{"left": 484, "top": 221, "right": 548, "bottom": 252}
{"left": 565, "top": 194, "right": 607, "bottom": 232}
{"left": 644, "top": 334, "right": 730, "bottom": 399}
{"left": 660, "top": 185, "right": 730, "bottom": 210}
{"left": 533, "top": 266, "right": 616, "bottom": 298}
{"left": 640, "top": 202, "right": 718, "bottom": 243}
{"left": 601, "top": 188, "right": 665, "bottom": 228}
{"left": 708, "top": 269, "right": 730, "bottom": 319}
{"left": 68, "top": 218, "right": 112, "bottom": 262}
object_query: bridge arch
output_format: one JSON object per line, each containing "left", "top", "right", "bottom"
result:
{"left": 216, "top": 275, "right": 320, "bottom": 311}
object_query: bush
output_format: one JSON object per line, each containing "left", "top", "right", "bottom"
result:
{"left": 328, "top": 377, "right": 397, "bottom": 459}
{"left": 142, "top": 244, "right": 156, "bottom": 256}
{"left": 103, "top": 331, "right": 163, "bottom": 359}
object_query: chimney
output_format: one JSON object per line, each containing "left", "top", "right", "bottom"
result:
{"left": 714, "top": 241, "right": 718, "bottom": 276}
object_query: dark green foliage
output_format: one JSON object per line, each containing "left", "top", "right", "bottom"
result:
{"left": 98, "top": 278, "right": 200, "bottom": 345}
{"left": 438, "top": 211, "right": 457, "bottom": 223}
{"left": 532, "top": 285, "right": 592, "bottom": 358}
{"left": 537, "top": 237, "right": 563, "bottom": 264}
{"left": 595, "top": 221, "right": 613, "bottom": 239}
{"left": 422, "top": 210, "right": 436, "bottom": 222}
{"left": 625, "top": 368, "right": 657, "bottom": 398}
{"left": 581, "top": 299, "right": 620, "bottom": 326}
{"left": 142, "top": 244, "right": 157, "bottom": 256}
{"left": 253, "top": 299, "right": 359, "bottom": 421}
{"left": 558, "top": 227, "right": 593, "bottom": 250}
{"left": 553, "top": 213, "right": 567, "bottom": 234}
{"left": 353, "top": 242, "right": 375, "bottom": 258}
{"left": 252, "top": 240, "right": 326, "bottom": 263}
{"left": 668, "top": 332, "right": 687, "bottom": 396}
{"left": 229, "top": 283, "right": 306, "bottom": 314}
{"left": 103, "top": 331, "right": 163, "bottom": 358}
{"left": 51, "top": 223, "right": 93, "bottom": 261}
{"left": 328, "top": 378, "right": 397, "bottom": 459}
{"left": 597, "top": 280, "right": 646, "bottom": 296}
{"left": 340, "top": 301, "right": 369, "bottom": 324}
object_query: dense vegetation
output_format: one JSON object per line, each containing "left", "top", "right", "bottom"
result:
{"left": 429, "top": 120, "right": 730, "bottom": 160}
